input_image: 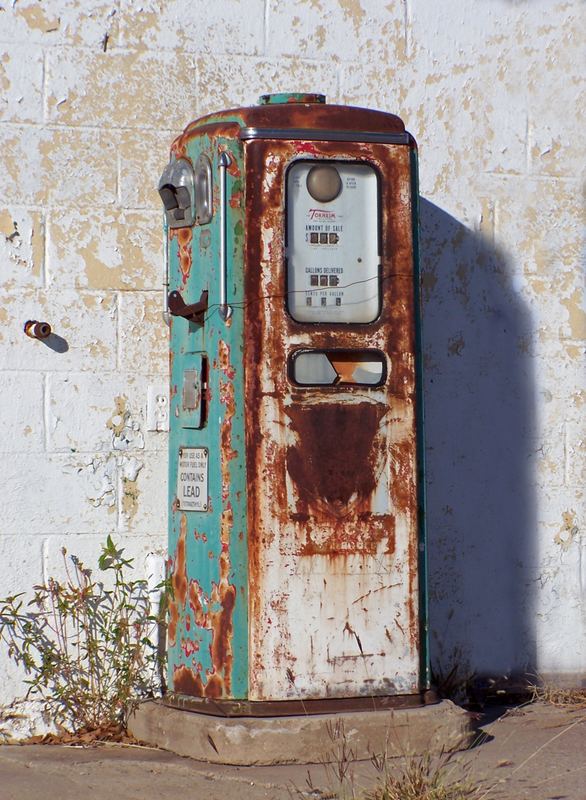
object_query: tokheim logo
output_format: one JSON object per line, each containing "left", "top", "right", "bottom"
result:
{"left": 307, "top": 208, "right": 336, "bottom": 220}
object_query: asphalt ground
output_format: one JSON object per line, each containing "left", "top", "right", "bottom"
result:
{"left": 0, "top": 702, "right": 584, "bottom": 800}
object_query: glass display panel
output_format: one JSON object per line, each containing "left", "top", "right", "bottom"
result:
{"left": 286, "top": 161, "right": 381, "bottom": 323}
{"left": 291, "top": 350, "right": 385, "bottom": 387}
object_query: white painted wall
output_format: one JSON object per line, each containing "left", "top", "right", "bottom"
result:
{"left": 0, "top": 0, "right": 583, "bottom": 730}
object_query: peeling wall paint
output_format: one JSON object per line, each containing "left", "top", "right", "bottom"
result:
{"left": 0, "top": 0, "right": 584, "bottom": 730}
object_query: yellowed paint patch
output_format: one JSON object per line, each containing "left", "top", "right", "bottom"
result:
{"left": 0, "top": 69, "right": 9, "bottom": 93}
{"left": 554, "top": 511, "right": 579, "bottom": 551}
{"left": 88, "top": 340, "right": 109, "bottom": 360}
{"left": 123, "top": 9, "right": 161, "bottom": 50}
{"left": 106, "top": 396, "right": 128, "bottom": 436}
{"left": 20, "top": 4, "right": 60, "bottom": 32}
{"left": 81, "top": 294, "right": 100, "bottom": 310}
{"left": 560, "top": 287, "right": 586, "bottom": 340}
{"left": 122, "top": 477, "right": 140, "bottom": 521}
{"left": 337, "top": 0, "right": 365, "bottom": 32}
{"left": 0, "top": 210, "right": 16, "bottom": 238}
{"left": 79, "top": 245, "right": 119, "bottom": 288}
{"left": 478, "top": 199, "right": 495, "bottom": 241}
{"left": 30, "top": 214, "right": 44, "bottom": 278}
{"left": 314, "top": 24, "right": 326, "bottom": 48}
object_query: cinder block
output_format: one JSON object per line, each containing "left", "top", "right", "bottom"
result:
{"left": 47, "top": 208, "right": 162, "bottom": 290}
{"left": 45, "top": 48, "right": 196, "bottom": 130}
{"left": 0, "top": 452, "right": 120, "bottom": 534}
{"left": 0, "top": 373, "right": 44, "bottom": 453}
{"left": 533, "top": 340, "right": 585, "bottom": 408}
{"left": 491, "top": 177, "right": 583, "bottom": 278}
{"left": 118, "top": 451, "right": 167, "bottom": 533}
{"left": 0, "top": 534, "right": 46, "bottom": 706}
{"left": 0, "top": 126, "right": 118, "bottom": 206}
{"left": 118, "top": 0, "right": 265, "bottom": 56}
{"left": 47, "top": 373, "right": 169, "bottom": 455}
{"left": 0, "top": 207, "right": 45, "bottom": 288}
{"left": 195, "top": 56, "right": 340, "bottom": 119}
{"left": 0, "top": 0, "right": 118, "bottom": 47}
{"left": 267, "top": 0, "right": 403, "bottom": 63}
{"left": 566, "top": 418, "right": 585, "bottom": 488}
{"left": 0, "top": 288, "right": 117, "bottom": 372}
{"left": 118, "top": 292, "right": 168, "bottom": 375}
{"left": 118, "top": 129, "right": 173, "bottom": 210}
{"left": 47, "top": 373, "right": 151, "bottom": 454}
{"left": 522, "top": 269, "right": 585, "bottom": 343}
{"left": 0, "top": 45, "right": 44, "bottom": 123}
{"left": 0, "top": 534, "right": 44, "bottom": 599}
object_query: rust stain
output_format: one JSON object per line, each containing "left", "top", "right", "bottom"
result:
{"left": 185, "top": 561, "right": 236, "bottom": 697}
{"left": 180, "top": 637, "right": 199, "bottom": 658}
{"left": 177, "top": 105, "right": 404, "bottom": 147}
{"left": 229, "top": 191, "right": 243, "bottom": 209}
{"left": 172, "top": 514, "right": 188, "bottom": 605}
{"left": 170, "top": 226, "right": 192, "bottom": 285}
{"left": 173, "top": 664, "right": 204, "bottom": 696}
{"left": 204, "top": 673, "right": 224, "bottom": 698}
{"left": 188, "top": 578, "right": 206, "bottom": 626}
{"left": 389, "top": 433, "right": 417, "bottom": 519}
{"left": 218, "top": 339, "right": 236, "bottom": 380}
{"left": 286, "top": 401, "right": 387, "bottom": 511}
{"left": 168, "top": 599, "right": 179, "bottom": 647}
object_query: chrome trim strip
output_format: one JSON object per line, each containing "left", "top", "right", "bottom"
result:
{"left": 218, "top": 152, "right": 233, "bottom": 323}
{"left": 239, "top": 127, "right": 410, "bottom": 144}
{"left": 162, "top": 214, "right": 170, "bottom": 327}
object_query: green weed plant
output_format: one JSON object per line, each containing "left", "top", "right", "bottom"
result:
{"left": 0, "top": 536, "right": 166, "bottom": 734}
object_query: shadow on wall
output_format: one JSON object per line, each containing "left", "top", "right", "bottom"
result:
{"left": 419, "top": 199, "right": 536, "bottom": 688}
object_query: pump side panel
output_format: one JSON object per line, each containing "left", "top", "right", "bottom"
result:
{"left": 167, "top": 131, "right": 248, "bottom": 700}
{"left": 244, "top": 139, "right": 421, "bottom": 700}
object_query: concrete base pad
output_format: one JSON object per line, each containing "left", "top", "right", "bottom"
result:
{"left": 128, "top": 699, "right": 477, "bottom": 765}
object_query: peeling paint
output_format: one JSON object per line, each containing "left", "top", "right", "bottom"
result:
{"left": 554, "top": 512, "right": 580, "bottom": 552}
{"left": 105, "top": 395, "right": 145, "bottom": 451}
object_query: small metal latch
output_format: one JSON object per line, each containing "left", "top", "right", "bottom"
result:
{"left": 168, "top": 289, "right": 208, "bottom": 323}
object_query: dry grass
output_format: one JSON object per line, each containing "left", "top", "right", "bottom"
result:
{"left": 364, "top": 752, "right": 479, "bottom": 800}
{"left": 297, "top": 719, "right": 481, "bottom": 800}
{"left": 530, "top": 683, "right": 586, "bottom": 709}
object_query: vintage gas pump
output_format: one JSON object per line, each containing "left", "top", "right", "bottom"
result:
{"left": 159, "top": 93, "right": 429, "bottom": 713}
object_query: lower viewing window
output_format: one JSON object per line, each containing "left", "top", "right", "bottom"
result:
{"left": 290, "top": 350, "right": 385, "bottom": 387}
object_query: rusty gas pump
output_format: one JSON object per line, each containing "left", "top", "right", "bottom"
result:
{"left": 159, "top": 93, "right": 429, "bottom": 714}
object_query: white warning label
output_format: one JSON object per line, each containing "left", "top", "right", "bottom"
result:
{"left": 177, "top": 447, "right": 208, "bottom": 511}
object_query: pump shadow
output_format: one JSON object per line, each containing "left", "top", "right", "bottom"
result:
{"left": 419, "top": 199, "right": 537, "bottom": 691}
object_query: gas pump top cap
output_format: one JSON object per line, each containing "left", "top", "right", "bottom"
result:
{"left": 259, "top": 93, "right": 326, "bottom": 105}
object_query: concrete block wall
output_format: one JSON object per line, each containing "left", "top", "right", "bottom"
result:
{"left": 0, "top": 0, "right": 583, "bottom": 729}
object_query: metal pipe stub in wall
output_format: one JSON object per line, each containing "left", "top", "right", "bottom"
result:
{"left": 23, "top": 320, "right": 52, "bottom": 340}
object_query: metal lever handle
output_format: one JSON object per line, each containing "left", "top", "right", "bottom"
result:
{"left": 218, "top": 151, "right": 233, "bottom": 322}
{"left": 168, "top": 289, "right": 209, "bottom": 323}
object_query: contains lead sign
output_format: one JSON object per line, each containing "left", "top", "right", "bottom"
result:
{"left": 177, "top": 447, "right": 208, "bottom": 511}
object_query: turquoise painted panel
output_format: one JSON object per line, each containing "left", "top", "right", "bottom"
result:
{"left": 167, "top": 133, "right": 248, "bottom": 700}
